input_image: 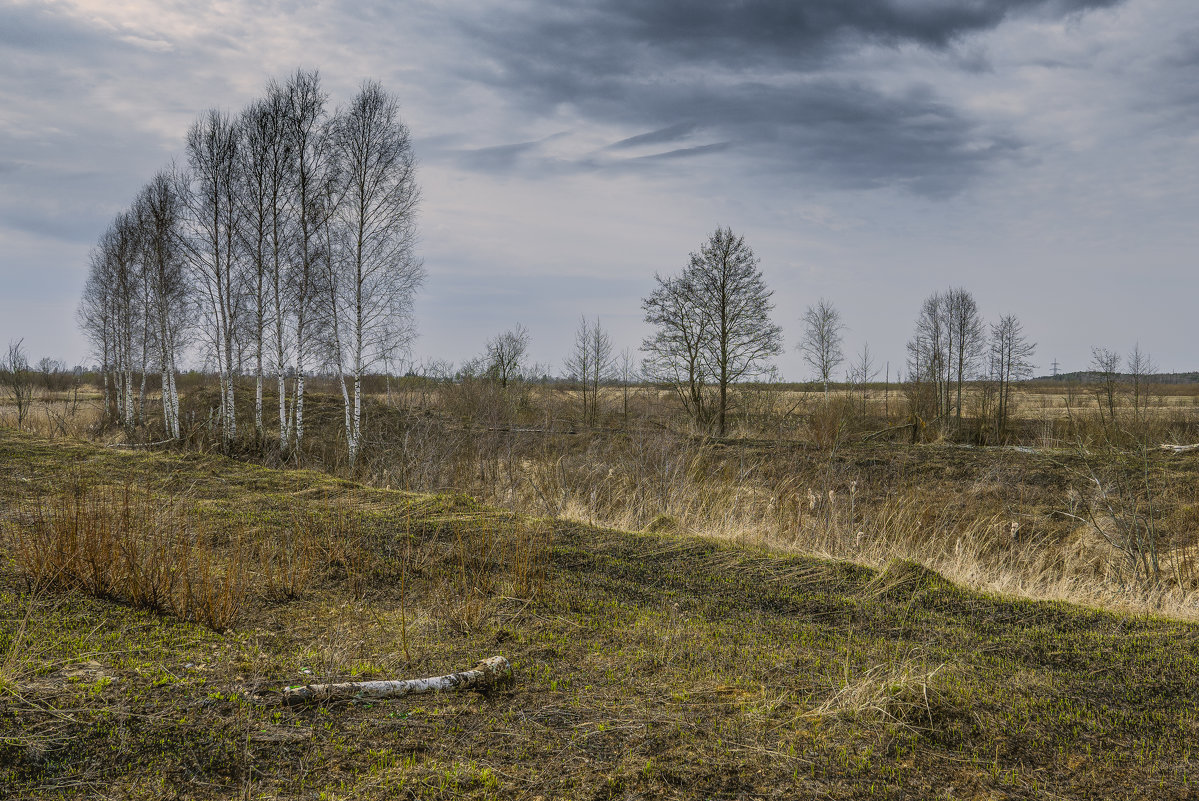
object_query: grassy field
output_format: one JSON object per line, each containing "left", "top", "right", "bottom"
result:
{"left": 4, "top": 427, "right": 1199, "bottom": 799}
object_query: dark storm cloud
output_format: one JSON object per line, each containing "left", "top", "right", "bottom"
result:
{"left": 451, "top": 0, "right": 1123, "bottom": 194}
{"left": 464, "top": 0, "right": 1125, "bottom": 78}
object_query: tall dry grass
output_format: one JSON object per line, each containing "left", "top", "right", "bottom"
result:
{"left": 19, "top": 376, "right": 1199, "bottom": 621}
{"left": 2, "top": 479, "right": 248, "bottom": 631}
{"left": 348, "top": 393, "right": 1199, "bottom": 618}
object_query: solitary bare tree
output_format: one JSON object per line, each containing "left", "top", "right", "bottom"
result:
{"left": 687, "top": 227, "right": 783, "bottom": 437}
{"left": 989, "top": 314, "right": 1035, "bottom": 440}
{"left": 1091, "top": 347, "right": 1121, "bottom": 424}
{"left": 1126, "top": 343, "right": 1156, "bottom": 427}
{"left": 565, "top": 316, "right": 614, "bottom": 425}
{"left": 485, "top": 324, "right": 530, "bottom": 390}
{"left": 798, "top": 298, "right": 844, "bottom": 401}
{"left": 847, "top": 342, "right": 878, "bottom": 417}
{"left": 0, "top": 340, "right": 34, "bottom": 430}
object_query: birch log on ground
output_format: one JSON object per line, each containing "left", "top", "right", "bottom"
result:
{"left": 1161, "top": 444, "right": 1199, "bottom": 453}
{"left": 282, "top": 656, "right": 511, "bottom": 705}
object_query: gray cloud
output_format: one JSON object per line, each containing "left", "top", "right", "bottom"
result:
{"left": 452, "top": 140, "right": 544, "bottom": 172}
{"left": 3, "top": 0, "right": 1199, "bottom": 375}
{"left": 632, "top": 142, "right": 733, "bottom": 161}
{"left": 447, "top": 0, "right": 1122, "bottom": 194}
{"left": 608, "top": 123, "right": 698, "bottom": 151}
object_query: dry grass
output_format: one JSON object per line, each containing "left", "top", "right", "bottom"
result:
{"left": 7, "top": 426, "right": 1199, "bottom": 798}
{"left": 0, "top": 388, "right": 103, "bottom": 440}
{"left": 3, "top": 479, "right": 248, "bottom": 631}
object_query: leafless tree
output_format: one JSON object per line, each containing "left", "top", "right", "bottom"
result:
{"left": 236, "top": 97, "right": 286, "bottom": 437}
{"left": 484, "top": 324, "right": 530, "bottom": 389}
{"left": 76, "top": 70, "right": 430, "bottom": 455}
{"left": 907, "top": 292, "right": 946, "bottom": 424}
{"left": 943, "top": 287, "right": 984, "bottom": 431}
{"left": 847, "top": 342, "right": 878, "bottom": 417}
{"left": 1090, "top": 347, "right": 1121, "bottom": 424}
{"left": 1, "top": 340, "right": 34, "bottom": 429}
{"left": 182, "top": 108, "right": 244, "bottom": 444}
{"left": 906, "top": 288, "right": 983, "bottom": 432}
{"left": 244, "top": 81, "right": 298, "bottom": 450}
{"left": 79, "top": 243, "right": 117, "bottom": 422}
{"left": 642, "top": 271, "right": 710, "bottom": 428}
{"left": 678, "top": 227, "right": 783, "bottom": 437}
{"left": 618, "top": 347, "right": 637, "bottom": 424}
{"left": 325, "top": 81, "right": 423, "bottom": 468}
{"left": 87, "top": 212, "right": 142, "bottom": 431}
{"left": 284, "top": 69, "right": 338, "bottom": 450}
{"left": 133, "top": 170, "right": 189, "bottom": 438}
{"left": 989, "top": 314, "right": 1035, "bottom": 440}
{"left": 565, "top": 316, "right": 614, "bottom": 425}
{"left": 1126, "top": 343, "right": 1157, "bottom": 427}
{"left": 798, "top": 298, "right": 844, "bottom": 401}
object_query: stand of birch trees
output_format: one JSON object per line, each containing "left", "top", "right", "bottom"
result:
{"left": 78, "top": 70, "right": 423, "bottom": 465}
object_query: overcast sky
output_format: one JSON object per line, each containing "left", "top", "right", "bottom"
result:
{"left": 2, "top": 0, "right": 1197, "bottom": 378}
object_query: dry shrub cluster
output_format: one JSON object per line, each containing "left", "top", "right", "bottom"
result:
{"left": 3, "top": 480, "right": 247, "bottom": 631}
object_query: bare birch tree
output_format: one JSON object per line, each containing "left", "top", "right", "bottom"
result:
{"left": 99, "top": 212, "right": 141, "bottom": 431}
{"left": 283, "top": 69, "right": 337, "bottom": 450}
{"left": 798, "top": 298, "right": 844, "bottom": 401}
{"left": 79, "top": 243, "right": 117, "bottom": 422}
{"left": 565, "top": 316, "right": 614, "bottom": 425}
{"left": 133, "top": 171, "right": 188, "bottom": 439}
{"left": 944, "top": 287, "right": 984, "bottom": 431}
{"left": 249, "top": 81, "right": 298, "bottom": 451}
{"left": 183, "top": 108, "right": 244, "bottom": 444}
{"left": 988, "top": 314, "right": 1035, "bottom": 440}
{"left": 236, "top": 98, "right": 283, "bottom": 438}
{"left": 323, "top": 81, "right": 422, "bottom": 469}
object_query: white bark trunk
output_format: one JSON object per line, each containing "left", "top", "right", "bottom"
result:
{"left": 255, "top": 368, "right": 263, "bottom": 436}
{"left": 278, "top": 371, "right": 289, "bottom": 450}
{"left": 282, "top": 656, "right": 511, "bottom": 705}
{"left": 294, "top": 369, "right": 305, "bottom": 448}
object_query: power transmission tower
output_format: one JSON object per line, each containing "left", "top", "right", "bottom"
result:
{"left": 1051, "top": 359, "right": 1060, "bottom": 379}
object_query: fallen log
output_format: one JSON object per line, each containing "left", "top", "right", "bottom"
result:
{"left": 281, "top": 656, "right": 511, "bottom": 705}
{"left": 1160, "top": 444, "right": 1199, "bottom": 453}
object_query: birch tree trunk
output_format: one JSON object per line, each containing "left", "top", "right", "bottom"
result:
{"left": 282, "top": 656, "right": 511, "bottom": 704}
